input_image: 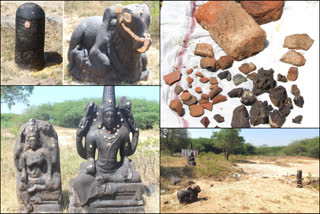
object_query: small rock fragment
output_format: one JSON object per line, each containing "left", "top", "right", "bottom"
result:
{"left": 200, "top": 117, "right": 210, "bottom": 128}
{"left": 180, "top": 91, "right": 192, "bottom": 101}
{"left": 287, "top": 67, "right": 298, "bottom": 81}
{"left": 217, "top": 56, "right": 234, "bottom": 70}
{"left": 212, "top": 95, "right": 227, "bottom": 105}
{"left": 187, "top": 76, "right": 194, "bottom": 84}
{"left": 209, "top": 86, "right": 222, "bottom": 99}
{"left": 188, "top": 83, "right": 192, "bottom": 88}
{"left": 201, "top": 94, "right": 209, "bottom": 100}
{"left": 164, "top": 70, "right": 182, "bottom": 86}
{"left": 239, "top": 62, "right": 256, "bottom": 75}
{"left": 200, "top": 77, "right": 209, "bottom": 83}
{"left": 277, "top": 74, "right": 287, "bottom": 82}
{"left": 250, "top": 101, "right": 269, "bottom": 126}
{"left": 200, "top": 57, "right": 216, "bottom": 70}
{"left": 247, "top": 72, "right": 257, "bottom": 80}
{"left": 294, "top": 95, "right": 304, "bottom": 108}
{"left": 231, "top": 105, "right": 250, "bottom": 128}
{"left": 186, "top": 68, "right": 193, "bottom": 75}
{"left": 195, "top": 87, "right": 202, "bottom": 94}
{"left": 269, "top": 86, "right": 287, "bottom": 107}
{"left": 194, "top": 43, "right": 214, "bottom": 57}
{"left": 174, "top": 85, "right": 183, "bottom": 95}
{"left": 193, "top": 65, "right": 198, "bottom": 69}
{"left": 189, "top": 105, "right": 204, "bottom": 117}
{"left": 233, "top": 74, "right": 247, "bottom": 86}
{"left": 269, "top": 110, "right": 285, "bottom": 128}
{"left": 198, "top": 99, "right": 209, "bottom": 104}
{"left": 209, "top": 77, "right": 218, "bottom": 85}
{"left": 253, "top": 68, "right": 276, "bottom": 95}
{"left": 280, "top": 50, "right": 306, "bottom": 67}
{"left": 214, "top": 114, "right": 225, "bottom": 123}
{"left": 283, "top": 34, "right": 314, "bottom": 51}
{"left": 218, "top": 70, "right": 231, "bottom": 81}
{"left": 292, "top": 115, "right": 303, "bottom": 124}
{"left": 183, "top": 96, "right": 197, "bottom": 106}
{"left": 169, "top": 100, "right": 184, "bottom": 116}
{"left": 196, "top": 72, "right": 204, "bottom": 77}
{"left": 228, "top": 88, "right": 243, "bottom": 98}
{"left": 241, "top": 89, "right": 256, "bottom": 106}
{"left": 291, "top": 84, "right": 300, "bottom": 96}
{"left": 200, "top": 102, "right": 213, "bottom": 111}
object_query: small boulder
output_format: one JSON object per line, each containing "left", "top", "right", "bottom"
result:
{"left": 283, "top": 34, "right": 314, "bottom": 51}
{"left": 228, "top": 88, "right": 243, "bottom": 98}
{"left": 280, "top": 50, "right": 306, "bottom": 67}
{"left": 253, "top": 68, "right": 276, "bottom": 95}
{"left": 250, "top": 101, "right": 269, "bottom": 126}
{"left": 269, "top": 109, "right": 285, "bottom": 128}
{"left": 231, "top": 105, "right": 250, "bottom": 128}
{"left": 241, "top": 89, "right": 257, "bottom": 106}
{"left": 294, "top": 95, "right": 304, "bottom": 108}
{"left": 287, "top": 67, "right": 298, "bottom": 81}
{"left": 194, "top": 43, "right": 214, "bottom": 57}
{"left": 292, "top": 115, "right": 303, "bottom": 124}
{"left": 269, "top": 85, "right": 287, "bottom": 107}
{"left": 233, "top": 74, "right": 247, "bottom": 86}
{"left": 164, "top": 70, "right": 182, "bottom": 86}
{"left": 279, "top": 97, "right": 293, "bottom": 117}
{"left": 239, "top": 62, "right": 256, "bottom": 75}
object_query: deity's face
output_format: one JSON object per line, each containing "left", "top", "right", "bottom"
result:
{"left": 26, "top": 131, "right": 40, "bottom": 151}
{"left": 103, "top": 111, "right": 116, "bottom": 130}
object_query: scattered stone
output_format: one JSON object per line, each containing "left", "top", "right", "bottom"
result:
{"left": 214, "top": 114, "right": 225, "bottom": 123}
{"left": 195, "top": 1, "right": 267, "bottom": 60}
{"left": 233, "top": 74, "right": 247, "bottom": 86}
{"left": 250, "top": 101, "right": 269, "bottom": 126}
{"left": 247, "top": 72, "right": 257, "bottom": 80}
{"left": 217, "top": 56, "right": 234, "bottom": 70}
{"left": 294, "top": 95, "right": 304, "bottom": 108}
{"left": 183, "top": 96, "right": 198, "bottom": 106}
{"left": 279, "top": 97, "right": 293, "bottom": 117}
{"left": 188, "top": 83, "right": 192, "bottom": 88}
{"left": 269, "top": 109, "right": 285, "bottom": 128}
{"left": 201, "top": 94, "right": 209, "bottom": 100}
{"left": 195, "top": 87, "right": 202, "bottom": 94}
{"left": 291, "top": 84, "right": 300, "bottom": 96}
{"left": 200, "top": 102, "right": 213, "bottom": 111}
{"left": 241, "top": 1, "right": 284, "bottom": 25}
{"left": 239, "top": 62, "right": 256, "bottom": 75}
{"left": 200, "top": 117, "right": 210, "bottom": 128}
{"left": 187, "top": 76, "right": 194, "bottom": 84}
{"left": 277, "top": 73, "right": 287, "bottom": 82}
{"left": 228, "top": 88, "right": 243, "bottom": 98}
{"left": 209, "top": 77, "right": 218, "bottom": 85}
{"left": 252, "top": 68, "right": 276, "bottom": 95}
{"left": 212, "top": 95, "right": 227, "bottom": 105}
{"left": 196, "top": 72, "right": 204, "bottom": 77}
{"left": 194, "top": 43, "right": 214, "bottom": 57}
{"left": 200, "top": 77, "right": 209, "bottom": 83}
{"left": 164, "top": 201, "right": 169, "bottom": 204}
{"left": 209, "top": 86, "right": 222, "bottom": 99}
{"left": 292, "top": 115, "right": 303, "bottom": 124}
{"left": 174, "top": 85, "right": 183, "bottom": 95}
{"left": 231, "top": 105, "right": 250, "bottom": 128}
{"left": 193, "top": 65, "right": 198, "bottom": 69}
{"left": 287, "top": 67, "right": 298, "bottom": 81}
{"left": 241, "top": 89, "right": 256, "bottom": 106}
{"left": 198, "top": 99, "right": 209, "bottom": 104}
{"left": 189, "top": 105, "right": 204, "bottom": 117}
{"left": 269, "top": 86, "right": 287, "bottom": 107}
{"left": 169, "top": 100, "right": 184, "bottom": 116}
{"left": 186, "top": 68, "right": 193, "bottom": 75}
{"left": 283, "top": 34, "right": 314, "bottom": 51}
{"left": 209, "top": 84, "right": 218, "bottom": 90}
{"left": 280, "top": 50, "right": 306, "bottom": 67}
{"left": 180, "top": 91, "right": 192, "bottom": 101}
{"left": 200, "top": 57, "right": 216, "bottom": 70}
{"left": 164, "top": 70, "right": 182, "bottom": 86}
{"left": 218, "top": 70, "right": 231, "bottom": 81}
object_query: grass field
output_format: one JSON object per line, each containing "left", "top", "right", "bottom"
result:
{"left": 1, "top": 126, "right": 159, "bottom": 213}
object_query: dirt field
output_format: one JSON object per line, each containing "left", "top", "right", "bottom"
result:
{"left": 161, "top": 156, "right": 319, "bottom": 213}
{"left": 63, "top": 1, "right": 159, "bottom": 85}
{"left": 1, "top": 1, "right": 63, "bottom": 85}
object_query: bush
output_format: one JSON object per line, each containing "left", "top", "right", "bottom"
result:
{"left": 280, "top": 137, "right": 319, "bottom": 158}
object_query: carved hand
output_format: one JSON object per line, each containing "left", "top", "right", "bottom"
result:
{"left": 85, "top": 158, "right": 96, "bottom": 174}
{"left": 20, "top": 171, "right": 27, "bottom": 183}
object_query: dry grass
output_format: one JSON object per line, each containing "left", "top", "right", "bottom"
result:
{"left": 1, "top": 126, "right": 159, "bottom": 213}
{"left": 1, "top": 1, "right": 63, "bottom": 85}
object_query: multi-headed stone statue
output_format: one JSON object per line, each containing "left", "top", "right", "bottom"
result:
{"left": 14, "top": 119, "right": 62, "bottom": 213}
{"left": 69, "top": 86, "right": 144, "bottom": 213}
{"left": 67, "top": 3, "right": 152, "bottom": 84}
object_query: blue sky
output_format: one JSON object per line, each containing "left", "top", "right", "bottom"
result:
{"left": 1, "top": 86, "right": 159, "bottom": 114}
{"left": 188, "top": 129, "right": 319, "bottom": 147}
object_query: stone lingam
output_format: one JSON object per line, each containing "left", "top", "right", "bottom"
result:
{"left": 69, "top": 86, "right": 145, "bottom": 213}
{"left": 14, "top": 119, "right": 62, "bottom": 213}
{"left": 67, "top": 3, "right": 152, "bottom": 84}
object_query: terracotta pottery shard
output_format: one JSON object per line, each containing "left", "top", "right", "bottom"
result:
{"left": 201, "top": 94, "right": 209, "bottom": 100}
{"left": 239, "top": 62, "right": 256, "bottom": 75}
{"left": 195, "top": 87, "right": 202, "bottom": 94}
{"left": 214, "top": 114, "right": 225, "bottom": 123}
{"left": 212, "top": 95, "right": 227, "bottom": 105}
{"left": 187, "top": 76, "right": 194, "bottom": 84}
{"left": 291, "top": 84, "right": 300, "bottom": 97}
{"left": 280, "top": 50, "right": 306, "bottom": 67}
{"left": 183, "top": 95, "right": 197, "bottom": 106}
{"left": 189, "top": 105, "right": 204, "bottom": 117}
{"left": 169, "top": 99, "right": 184, "bottom": 117}
{"left": 217, "top": 55, "right": 234, "bottom": 70}
{"left": 209, "top": 77, "right": 218, "bottom": 85}
{"left": 200, "top": 102, "right": 213, "bottom": 111}
{"left": 283, "top": 34, "right": 314, "bottom": 51}
{"left": 200, "top": 57, "right": 216, "bottom": 70}
{"left": 186, "top": 68, "right": 193, "bottom": 75}
{"left": 209, "top": 86, "right": 222, "bottom": 99}
{"left": 174, "top": 85, "right": 183, "bottom": 95}
{"left": 287, "top": 67, "right": 298, "bottom": 81}
{"left": 194, "top": 43, "right": 214, "bottom": 57}
{"left": 164, "top": 70, "right": 182, "bottom": 86}
{"left": 195, "top": 1, "right": 267, "bottom": 61}
{"left": 180, "top": 91, "right": 192, "bottom": 101}
{"left": 200, "top": 116, "right": 210, "bottom": 128}
{"left": 196, "top": 72, "right": 204, "bottom": 77}
{"left": 200, "top": 77, "right": 209, "bottom": 83}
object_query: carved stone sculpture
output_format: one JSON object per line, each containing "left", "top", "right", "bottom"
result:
{"left": 187, "top": 152, "right": 196, "bottom": 166}
{"left": 69, "top": 86, "right": 144, "bottom": 213}
{"left": 14, "top": 119, "right": 62, "bottom": 213}
{"left": 67, "top": 3, "right": 152, "bottom": 84}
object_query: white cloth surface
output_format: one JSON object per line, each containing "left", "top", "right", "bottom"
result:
{"left": 161, "top": 1, "right": 319, "bottom": 128}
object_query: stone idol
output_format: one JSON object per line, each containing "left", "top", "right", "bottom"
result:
{"left": 69, "top": 86, "right": 145, "bottom": 213}
{"left": 14, "top": 119, "right": 62, "bottom": 213}
{"left": 68, "top": 3, "right": 152, "bottom": 84}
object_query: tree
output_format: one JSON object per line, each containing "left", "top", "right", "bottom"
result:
{"left": 160, "top": 129, "right": 190, "bottom": 156}
{"left": 1, "top": 86, "right": 34, "bottom": 109}
{"left": 211, "top": 129, "right": 244, "bottom": 160}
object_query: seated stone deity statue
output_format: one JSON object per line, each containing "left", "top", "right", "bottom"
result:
{"left": 69, "top": 86, "right": 145, "bottom": 213}
{"left": 14, "top": 119, "right": 62, "bottom": 213}
{"left": 67, "top": 3, "right": 152, "bottom": 84}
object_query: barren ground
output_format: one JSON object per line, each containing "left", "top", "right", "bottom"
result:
{"left": 161, "top": 156, "right": 319, "bottom": 213}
